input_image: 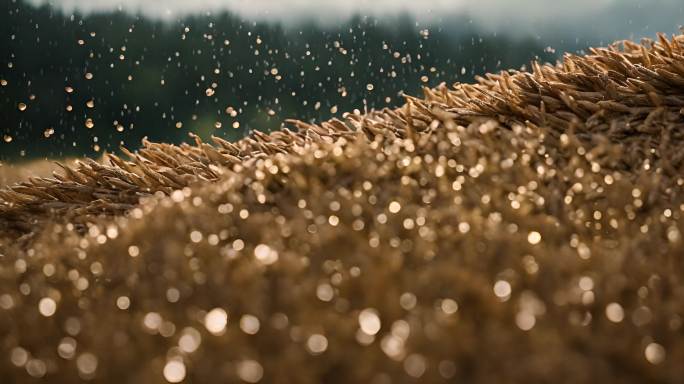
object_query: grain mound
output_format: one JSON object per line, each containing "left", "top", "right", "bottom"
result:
{"left": 1, "top": 33, "right": 684, "bottom": 383}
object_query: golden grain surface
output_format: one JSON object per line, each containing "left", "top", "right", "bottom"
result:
{"left": 1, "top": 34, "right": 684, "bottom": 383}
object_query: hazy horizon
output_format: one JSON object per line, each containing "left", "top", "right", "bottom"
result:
{"left": 20, "top": 0, "right": 683, "bottom": 52}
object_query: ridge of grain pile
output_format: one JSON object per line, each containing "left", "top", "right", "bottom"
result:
{"left": 1, "top": 33, "right": 684, "bottom": 382}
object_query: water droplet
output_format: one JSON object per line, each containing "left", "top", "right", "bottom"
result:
{"left": 441, "top": 299, "right": 459, "bottom": 314}
{"left": 645, "top": 343, "right": 666, "bottom": 364}
{"left": 76, "top": 353, "right": 98, "bottom": 376}
{"left": 493, "top": 280, "right": 512, "bottom": 300}
{"left": 204, "top": 308, "right": 228, "bottom": 335}
{"left": 17, "top": 102, "right": 27, "bottom": 111}
{"left": 316, "top": 283, "right": 334, "bottom": 302}
{"left": 26, "top": 359, "right": 47, "bottom": 378}
{"left": 57, "top": 337, "right": 77, "bottom": 359}
{"left": 605, "top": 303, "right": 624, "bottom": 323}
{"left": 10, "top": 347, "right": 28, "bottom": 367}
{"left": 239, "top": 314, "right": 260, "bottom": 335}
{"left": 143, "top": 312, "right": 163, "bottom": 331}
{"left": 178, "top": 327, "right": 201, "bottom": 353}
{"left": 515, "top": 311, "right": 536, "bottom": 331}
{"left": 163, "top": 360, "right": 186, "bottom": 383}
{"left": 254, "top": 244, "right": 278, "bottom": 265}
{"left": 116, "top": 296, "right": 130, "bottom": 310}
{"left": 237, "top": 360, "right": 263, "bottom": 383}
{"left": 128, "top": 245, "right": 140, "bottom": 257}
{"left": 38, "top": 297, "right": 57, "bottom": 317}
{"left": 359, "top": 308, "right": 381, "bottom": 335}
{"left": 404, "top": 354, "right": 427, "bottom": 378}
{"left": 527, "top": 231, "right": 542, "bottom": 245}
{"left": 306, "top": 334, "right": 328, "bottom": 354}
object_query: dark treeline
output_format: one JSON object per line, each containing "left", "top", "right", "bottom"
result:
{"left": 0, "top": 0, "right": 554, "bottom": 160}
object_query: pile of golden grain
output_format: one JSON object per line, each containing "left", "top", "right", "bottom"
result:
{"left": 1, "top": 33, "right": 684, "bottom": 383}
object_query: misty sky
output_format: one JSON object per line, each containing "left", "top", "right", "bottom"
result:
{"left": 24, "top": 0, "right": 684, "bottom": 43}
{"left": 27, "top": 0, "right": 612, "bottom": 22}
